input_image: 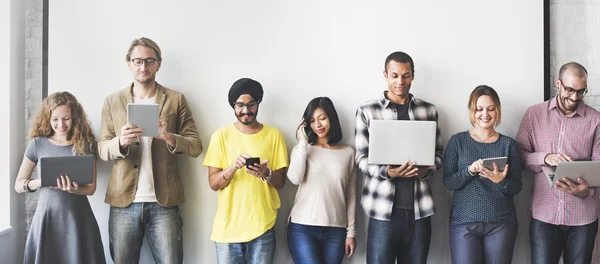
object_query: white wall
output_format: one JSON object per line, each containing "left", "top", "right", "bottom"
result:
{"left": 48, "top": 1, "right": 543, "bottom": 263}
{"left": 550, "top": 0, "right": 600, "bottom": 110}
{"left": 0, "top": 0, "right": 27, "bottom": 262}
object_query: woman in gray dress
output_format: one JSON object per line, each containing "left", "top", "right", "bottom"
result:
{"left": 14, "top": 91, "right": 105, "bottom": 264}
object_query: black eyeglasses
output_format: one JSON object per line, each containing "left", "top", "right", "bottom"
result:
{"left": 233, "top": 101, "right": 259, "bottom": 109}
{"left": 130, "top": 58, "right": 159, "bottom": 66}
{"left": 559, "top": 79, "right": 588, "bottom": 96}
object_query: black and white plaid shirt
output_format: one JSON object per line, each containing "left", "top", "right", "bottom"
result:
{"left": 355, "top": 92, "right": 443, "bottom": 221}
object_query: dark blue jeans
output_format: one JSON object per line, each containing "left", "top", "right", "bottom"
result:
{"left": 287, "top": 222, "right": 346, "bottom": 264}
{"left": 449, "top": 221, "right": 517, "bottom": 264}
{"left": 109, "top": 202, "right": 183, "bottom": 264}
{"left": 530, "top": 218, "right": 598, "bottom": 264}
{"left": 367, "top": 208, "right": 431, "bottom": 264}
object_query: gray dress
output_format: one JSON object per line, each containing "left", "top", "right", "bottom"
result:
{"left": 23, "top": 137, "right": 105, "bottom": 264}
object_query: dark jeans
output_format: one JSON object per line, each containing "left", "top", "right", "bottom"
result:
{"left": 449, "top": 221, "right": 517, "bottom": 264}
{"left": 530, "top": 218, "right": 598, "bottom": 264}
{"left": 109, "top": 203, "right": 183, "bottom": 264}
{"left": 287, "top": 222, "right": 346, "bottom": 264}
{"left": 367, "top": 208, "right": 431, "bottom": 264}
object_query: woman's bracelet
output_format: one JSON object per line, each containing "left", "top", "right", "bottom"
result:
{"left": 23, "top": 179, "right": 36, "bottom": 192}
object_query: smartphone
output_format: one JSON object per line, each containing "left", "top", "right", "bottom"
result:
{"left": 302, "top": 126, "right": 312, "bottom": 140}
{"left": 482, "top": 157, "right": 508, "bottom": 171}
{"left": 245, "top": 157, "right": 260, "bottom": 167}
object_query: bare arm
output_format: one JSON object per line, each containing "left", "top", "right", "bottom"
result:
{"left": 208, "top": 165, "right": 238, "bottom": 191}
{"left": 267, "top": 167, "right": 287, "bottom": 189}
{"left": 14, "top": 156, "right": 38, "bottom": 193}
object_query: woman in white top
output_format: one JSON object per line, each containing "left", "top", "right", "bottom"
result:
{"left": 287, "top": 97, "right": 357, "bottom": 264}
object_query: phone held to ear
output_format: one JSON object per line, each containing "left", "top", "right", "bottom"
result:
{"left": 245, "top": 157, "right": 260, "bottom": 167}
{"left": 302, "top": 126, "right": 311, "bottom": 140}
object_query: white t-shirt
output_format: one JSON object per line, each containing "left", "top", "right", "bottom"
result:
{"left": 132, "top": 96, "right": 157, "bottom": 203}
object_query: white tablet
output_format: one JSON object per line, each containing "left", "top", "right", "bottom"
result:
{"left": 127, "top": 103, "right": 159, "bottom": 137}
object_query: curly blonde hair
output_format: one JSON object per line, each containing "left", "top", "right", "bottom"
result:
{"left": 29, "top": 91, "right": 96, "bottom": 155}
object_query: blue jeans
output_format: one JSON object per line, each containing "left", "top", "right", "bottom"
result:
{"left": 214, "top": 228, "right": 276, "bottom": 264}
{"left": 287, "top": 222, "right": 346, "bottom": 264}
{"left": 109, "top": 203, "right": 183, "bottom": 264}
{"left": 449, "top": 221, "right": 517, "bottom": 264}
{"left": 530, "top": 218, "right": 598, "bottom": 264}
{"left": 367, "top": 208, "right": 431, "bottom": 264}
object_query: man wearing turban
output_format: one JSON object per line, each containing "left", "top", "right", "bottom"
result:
{"left": 203, "top": 78, "right": 289, "bottom": 264}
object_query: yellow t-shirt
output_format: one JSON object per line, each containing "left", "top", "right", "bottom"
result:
{"left": 203, "top": 124, "right": 289, "bottom": 243}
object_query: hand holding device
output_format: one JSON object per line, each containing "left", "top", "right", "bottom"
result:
{"left": 554, "top": 177, "right": 591, "bottom": 198}
{"left": 482, "top": 157, "right": 508, "bottom": 172}
{"left": 387, "top": 161, "right": 418, "bottom": 178}
{"left": 119, "top": 123, "right": 143, "bottom": 147}
{"left": 479, "top": 161, "right": 508, "bottom": 184}
{"left": 296, "top": 122, "right": 309, "bottom": 142}
{"left": 245, "top": 157, "right": 260, "bottom": 167}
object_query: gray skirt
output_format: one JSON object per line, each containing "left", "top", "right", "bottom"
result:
{"left": 24, "top": 188, "right": 105, "bottom": 264}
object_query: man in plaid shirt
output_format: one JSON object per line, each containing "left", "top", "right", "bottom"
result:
{"left": 355, "top": 51, "right": 443, "bottom": 264}
{"left": 516, "top": 62, "right": 600, "bottom": 264}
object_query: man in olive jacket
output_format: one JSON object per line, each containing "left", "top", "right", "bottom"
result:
{"left": 98, "top": 37, "right": 202, "bottom": 264}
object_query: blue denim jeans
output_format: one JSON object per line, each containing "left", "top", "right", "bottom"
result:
{"left": 367, "top": 208, "right": 431, "bottom": 264}
{"left": 530, "top": 218, "right": 598, "bottom": 264}
{"left": 214, "top": 228, "right": 276, "bottom": 264}
{"left": 449, "top": 221, "right": 517, "bottom": 264}
{"left": 287, "top": 222, "right": 346, "bottom": 264}
{"left": 109, "top": 202, "right": 183, "bottom": 264}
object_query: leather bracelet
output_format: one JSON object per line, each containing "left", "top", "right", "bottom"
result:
{"left": 24, "top": 179, "right": 36, "bottom": 192}
{"left": 222, "top": 171, "right": 232, "bottom": 181}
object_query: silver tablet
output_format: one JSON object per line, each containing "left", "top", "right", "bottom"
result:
{"left": 368, "top": 120, "right": 436, "bottom": 166}
{"left": 482, "top": 157, "right": 508, "bottom": 171}
{"left": 127, "top": 103, "right": 159, "bottom": 137}
{"left": 542, "top": 161, "right": 600, "bottom": 187}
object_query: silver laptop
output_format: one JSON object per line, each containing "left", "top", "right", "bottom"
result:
{"left": 39, "top": 155, "right": 95, "bottom": 187}
{"left": 368, "top": 120, "right": 436, "bottom": 166}
{"left": 542, "top": 161, "right": 600, "bottom": 187}
{"left": 127, "top": 103, "right": 159, "bottom": 137}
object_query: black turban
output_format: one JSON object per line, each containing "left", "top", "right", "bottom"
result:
{"left": 228, "top": 78, "right": 264, "bottom": 108}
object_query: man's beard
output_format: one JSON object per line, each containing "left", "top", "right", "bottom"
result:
{"left": 559, "top": 94, "right": 580, "bottom": 111}
{"left": 237, "top": 112, "right": 256, "bottom": 125}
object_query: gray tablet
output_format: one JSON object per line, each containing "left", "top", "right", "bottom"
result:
{"left": 542, "top": 161, "right": 600, "bottom": 187}
{"left": 127, "top": 103, "right": 159, "bottom": 137}
{"left": 482, "top": 157, "right": 508, "bottom": 171}
{"left": 39, "top": 155, "right": 95, "bottom": 187}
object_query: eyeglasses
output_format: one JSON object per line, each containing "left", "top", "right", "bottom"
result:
{"left": 233, "top": 101, "right": 259, "bottom": 110}
{"left": 130, "top": 57, "right": 159, "bottom": 66}
{"left": 559, "top": 79, "right": 588, "bottom": 96}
